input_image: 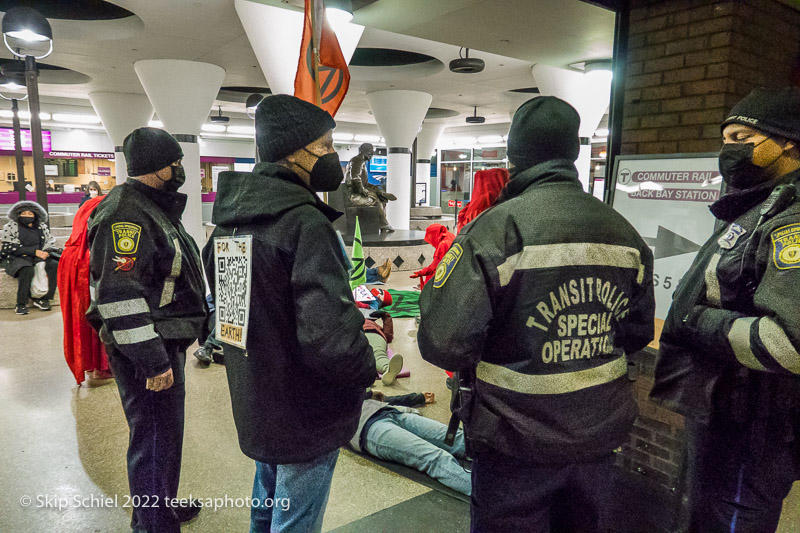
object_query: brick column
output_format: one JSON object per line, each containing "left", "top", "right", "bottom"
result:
{"left": 617, "top": 0, "right": 800, "bottom": 492}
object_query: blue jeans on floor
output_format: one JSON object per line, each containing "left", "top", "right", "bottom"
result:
{"left": 250, "top": 449, "right": 339, "bottom": 533}
{"left": 364, "top": 410, "right": 471, "bottom": 495}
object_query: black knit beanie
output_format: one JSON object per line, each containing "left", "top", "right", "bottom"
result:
{"left": 507, "top": 96, "right": 581, "bottom": 171}
{"left": 255, "top": 95, "right": 336, "bottom": 162}
{"left": 721, "top": 87, "right": 800, "bottom": 142}
{"left": 123, "top": 127, "right": 183, "bottom": 177}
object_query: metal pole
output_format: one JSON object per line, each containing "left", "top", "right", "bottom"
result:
{"left": 411, "top": 138, "right": 417, "bottom": 206}
{"left": 604, "top": 0, "right": 629, "bottom": 205}
{"left": 11, "top": 98, "right": 25, "bottom": 201}
{"left": 24, "top": 55, "right": 48, "bottom": 215}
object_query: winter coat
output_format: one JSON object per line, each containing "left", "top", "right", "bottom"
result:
{"left": 86, "top": 180, "right": 207, "bottom": 379}
{"left": 202, "top": 162, "right": 376, "bottom": 464}
{"left": 1, "top": 200, "right": 57, "bottom": 277}
{"left": 418, "top": 159, "right": 656, "bottom": 464}
{"left": 651, "top": 172, "right": 800, "bottom": 445}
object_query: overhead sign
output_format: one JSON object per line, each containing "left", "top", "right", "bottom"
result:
{"left": 0, "top": 128, "right": 51, "bottom": 152}
{"left": 369, "top": 156, "right": 387, "bottom": 173}
{"left": 612, "top": 154, "right": 722, "bottom": 321}
{"left": 47, "top": 151, "right": 114, "bottom": 159}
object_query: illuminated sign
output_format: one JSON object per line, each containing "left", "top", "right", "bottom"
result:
{"left": 0, "top": 128, "right": 51, "bottom": 152}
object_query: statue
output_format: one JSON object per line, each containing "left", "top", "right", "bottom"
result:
{"left": 345, "top": 143, "right": 396, "bottom": 232}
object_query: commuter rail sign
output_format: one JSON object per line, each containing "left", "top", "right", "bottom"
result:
{"left": 214, "top": 235, "right": 253, "bottom": 350}
{"left": 611, "top": 154, "right": 722, "bottom": 325}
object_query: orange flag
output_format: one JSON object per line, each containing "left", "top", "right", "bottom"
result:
{"left": 294, "top": 0, "right": 351, "bottom": 117}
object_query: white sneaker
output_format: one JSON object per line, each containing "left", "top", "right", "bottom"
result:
{"left": 381, "top": 354, "right": 404, "bottom": 385}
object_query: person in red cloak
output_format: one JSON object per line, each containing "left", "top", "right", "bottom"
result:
{"left": 58, "top": 194, "right": 111, "bottom": 385}
{"left": 456, "top": 168, "right": 509, "bottom": 233}
{"left": 410, "top": 223, "right": 455, "bottom": 289}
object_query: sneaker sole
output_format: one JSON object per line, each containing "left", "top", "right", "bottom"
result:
{"left": 382, "top": 355, "right": 404, "bottom": 385}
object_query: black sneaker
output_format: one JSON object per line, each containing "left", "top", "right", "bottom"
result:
{"left": 32, "top": 299, "right": 51, "bottom": 311}
{"left": 15, "top": 305, "right": 28, "bottom": 315}
{"left": 193, "top": 346, "right": 213, "bottom": 365}
{"left": 173, "top": 498, "right": 202, "bottom": 523}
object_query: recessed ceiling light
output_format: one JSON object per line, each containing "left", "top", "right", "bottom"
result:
{"left": 333, "top": 132, "right": 354, "bottom": 141}
{"left": 478, "top": 135, "right": 504, "bottom": 144}
{"left": 354, "top": 134, "right": 380, "bottom": 143}
{"left": 52, "top": 113, "right": 101, "bottom": 124}
{"left": 227, "top": 125, "right": 256, "bottom": 135}
{"left": 201, "top": 124, "right": 227, "bottom": 133}
{"left": 148, "top": 120, "right": 163, "bottom": 128}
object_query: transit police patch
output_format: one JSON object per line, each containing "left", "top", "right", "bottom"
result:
{"left": 433, "top": 243, "right": 463, "bottom": 289}
{"left": 771, "top": 223, "right": 800, "bottom": 270}
{"left": 112, "top": 222, "right": 142, "bottom": 255}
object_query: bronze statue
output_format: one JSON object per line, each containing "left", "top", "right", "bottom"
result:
{"left": 345, "top": 143, "right": 396, "bottom": 232}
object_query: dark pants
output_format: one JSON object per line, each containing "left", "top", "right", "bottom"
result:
{"left": 15, "top": 258, "right": 58, "bottom": 305}
{"left": 108, "top": 344, "right": 186, "bottom": 533}
{"left": 686, "top": 418, "right": 798, "bottom": 533}
{"left": 471, "top": 449, "right": 615, "bottom": 533}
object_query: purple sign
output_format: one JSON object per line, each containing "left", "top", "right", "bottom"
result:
{"left": 0, "top": 128, "right": 51, "bottom": 152}
{"left": 97, "top": 166, "right": 111, "bottom": 176}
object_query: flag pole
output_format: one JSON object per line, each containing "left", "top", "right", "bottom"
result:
{"left": 310, "top": 0, "right": 322, "bottom": 107}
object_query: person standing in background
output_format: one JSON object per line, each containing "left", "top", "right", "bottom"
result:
{"left": 79, "top": 180, "right": 103, "bottom": 208}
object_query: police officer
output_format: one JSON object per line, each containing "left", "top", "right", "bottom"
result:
{"left": 87, "top": 128, "right": 207, "bottom": 532}
{"left": 418, "top": 96, "right": 655, "bottom": 532}
{"left": 651, "top": 87, "right": 800, "bottom": 532}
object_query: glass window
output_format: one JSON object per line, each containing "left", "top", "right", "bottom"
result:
{"left": 439, "top": 162, "right": 471, "bottom": 215}
{"left": 473, "top": 147, "right": 507, "bottom": 161}
{"left": 440, "top": 149, "right": 471, "bottom": 162}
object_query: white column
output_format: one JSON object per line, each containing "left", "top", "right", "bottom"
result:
{"left": 234, "top": 0, "right": 363, "bottom": 95}
{"left": 88, "top": 92, "right": 154, "bottom": 186}
{"left": 531, "top": 64, "right": 611, "bottom": 192}
{"left": 415, "top": 122, "right": 445, "bottom": 207}
{"left": 367, "top": 90, "right": 432, "bottom": 230}
{"left": 134, "top": 60, "right": 225, "bottom": 246}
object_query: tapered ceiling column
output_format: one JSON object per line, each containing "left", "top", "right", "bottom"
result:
{"left": 88, "top": 92, "right": 153, "bottom": 186}
{"left": 532, "top": 64, "right": 611, "bottom": 192}
{"left": 367, "top": 90, "right": 432, "bottom": 230}
{"left": 134, "top": 60, "right": 225, "bottom": 246}
{"left": 234, "top": 0, "right": 363, "bottom": 95}
{"left": 415, "top": 122, "right": 444, "bottom": 207}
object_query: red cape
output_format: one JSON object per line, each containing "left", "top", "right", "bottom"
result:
{"left": 419, "top": 223, "right": 455, "bottom": 289}
{"left": 58, "top": 195, "right": 108, "bottom": 384}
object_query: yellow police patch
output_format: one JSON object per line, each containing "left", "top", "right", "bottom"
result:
{"left": 433, "top": 243, "right": 463, "bottom": 289}
{"left": 112, "top": 222, "right": 142, "bottom": 255}
{"left": 771, "top": 223, "right": 800, "bottom": 270}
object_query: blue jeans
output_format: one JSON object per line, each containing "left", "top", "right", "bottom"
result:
{"left": 250, "top": 449, "right": 339, "bottom": 533}
{"left": 366, "top": 267, "right": 380, "bottom": 283}
{"left": 364, "top": 410, "right": 471, "bottom": 495}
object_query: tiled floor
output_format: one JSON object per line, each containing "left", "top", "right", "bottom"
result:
{"left": 1, "top": 272, "right": 799, "bottom": 532}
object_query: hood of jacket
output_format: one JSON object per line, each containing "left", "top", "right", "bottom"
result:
{"left": 497, "top": 159, "right": 582, "bottom": 203}
{"left": 7, "top": 200, "right": 47, "bottom": 224}
{"left": 212, "top": 162, "right": 341, "bottom": 227}
{"left": 424, "top": 223, "right": 451, "bottom": 247}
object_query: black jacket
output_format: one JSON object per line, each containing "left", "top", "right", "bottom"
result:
{"left": 1, "top": 200, "right": 57, "bottom": 277}
{"left": 418, "top": 160, "right": 655, "bottom": 464}
{"left": 652, "top": 172, "right": 800, "bottom": 434}
{"left": 202, "top": 162, "right": 376, "bottom": 464}
{"left": 86, "top": 180, "right": 207, "bottom": 379}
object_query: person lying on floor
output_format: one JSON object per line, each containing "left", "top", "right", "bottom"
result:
{"left": 350, "top": 390, "right": 472, "bottom": 496}
{"left": 356, "top": 287, "right": 404, "bottom": 385}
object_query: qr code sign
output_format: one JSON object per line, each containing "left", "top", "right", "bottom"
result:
{"left": 214, "top": 235, "right": 253, "bottom": 350}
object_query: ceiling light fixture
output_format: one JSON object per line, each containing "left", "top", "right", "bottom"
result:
{"left": 449, "top": 48, "right": 485, "bottom": 74}
{"left": 209, "top": 105, "right": 230, "bottom": 123}
{"left": 332, "top": 132, "right": 354, "bottom": 141}
{"left": 148, "top": 120, "right": 163, "bottom": 128}
{"left": 477, "top": 135, "right": 504, "bottom": 144}
{"left": 354, "top": 134, "right": 380, "bottom": 143}
{"left": 594, "top": 128, "right": 609, "bottom": 138}
{"left": 201, "top": 123, "right": 227, "bottom": 133}
{"left": 584, "top": 59, "right": 613, "bottom": 83}
{"left": 466, "top": 106, "right": 485, "bottom": 124}
{"left": 227, "top": 125, "right": 256, "bottom": 135}
{"left": 52, "top": 113, "right": 101, "bottom": 124}
{"left": 454, "top": 136, "right": 477, "bottom": 146}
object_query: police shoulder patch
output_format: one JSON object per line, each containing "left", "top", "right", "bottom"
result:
{"left": 111, "top": 222, "right": 142, "bottom": 255}
{"left": 771, "top": 223, "right": 800, "bottom": 270}
{"left": 433, "top": 243, "right": 463, "bottom": 289}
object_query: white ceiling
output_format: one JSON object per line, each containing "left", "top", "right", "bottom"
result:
{"left": 0, "top": 0, "right": 614, "bottom": 138}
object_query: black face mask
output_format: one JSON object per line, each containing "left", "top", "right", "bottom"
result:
{"left": 164, "top": 165, "right": 186, "bottom": 192}
{"left": 718, "top": 138, "right": 778, "bottom": 190}
{"left": 301, "top": 150, "right": 343, "bottom": 192}
{"left": 19, "top": 216, "right": 35, "bottom": 227}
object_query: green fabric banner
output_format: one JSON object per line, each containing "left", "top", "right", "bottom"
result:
{"left": 349, "top": 217, "right": 366, "bottom": 290}
{"left": 385, "top": 290, "right": 421, "bottom": 318}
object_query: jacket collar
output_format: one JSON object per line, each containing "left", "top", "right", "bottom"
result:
{"left": 497, "top": 159, "right": 581, "bottom": 203}
{"left": 710, "top": 169, "right": 800, "bottom": 222}
{"left": 126, "top": 179, "right": 187, "bottom": 223}
{"left": 262, "top": 163, "right": 343, "bottom": 222}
